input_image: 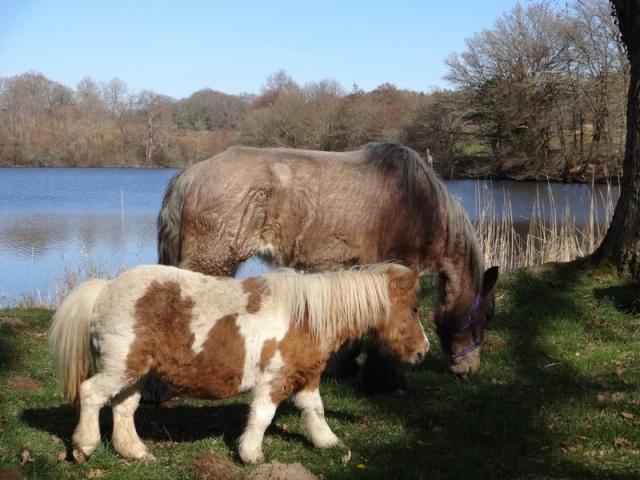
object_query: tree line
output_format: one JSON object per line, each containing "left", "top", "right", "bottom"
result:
{"left": 0, "top": 0, "right": 627, "bottom": 181}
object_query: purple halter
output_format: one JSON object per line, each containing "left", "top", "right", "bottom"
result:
{"left": 438, "top": 294, "right": 482, "bottom": 359}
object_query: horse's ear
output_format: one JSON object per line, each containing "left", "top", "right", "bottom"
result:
{"left": 483, "top": 266, "right": 499, "bottom": 295}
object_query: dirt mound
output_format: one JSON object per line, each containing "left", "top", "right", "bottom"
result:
{"left": 247, "top": 461, "right": 319, "bottom": 480}
{"left": 189, "top": 451, "right": 320, "bottom": 480}
{"left": 189, "top": 451, "right": 243, "bottom": 480}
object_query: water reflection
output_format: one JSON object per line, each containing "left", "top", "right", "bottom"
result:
{"left": 0, "top": 212, "right": 155, "bottom": 258}
{"left": 0, "top": 211, "right": 158, "bottom": 305}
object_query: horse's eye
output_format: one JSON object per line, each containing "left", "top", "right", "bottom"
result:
{"left": 412, "top": 307, "right": 419, "bottom": 314}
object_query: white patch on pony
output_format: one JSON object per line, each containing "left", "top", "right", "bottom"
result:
{"left": 186, "top": 277, "right": 251, "bottom": 354}
{"left": 238, "top": 382, "right": 278, "bottom": 463}
{"left": 235, "top": 308, "right": 287, "bottom": 392}
{"left": 293, "top": 389, "right": 339, "bottom": 448}
{"left": 91, "top": 269, "right": 153, "bottom": 363}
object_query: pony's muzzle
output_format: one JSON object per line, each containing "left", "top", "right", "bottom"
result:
{"left": 413, "top": 342, "right": 429, "bottom": 364}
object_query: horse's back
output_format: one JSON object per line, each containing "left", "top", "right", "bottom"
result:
{"left": 177, "top": 146, "right": 400, "bottom": 273}
{"left": 187, "top": 145, "right": 365, "bottom": 192}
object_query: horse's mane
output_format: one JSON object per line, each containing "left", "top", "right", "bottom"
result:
{"left": 362, "top": 142, "right": 485, "bottom": 292}
{"left": 262, "top": 264, "right": 409, "bottom": 341}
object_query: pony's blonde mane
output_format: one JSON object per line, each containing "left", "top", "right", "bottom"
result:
{"left": 263, "top": 264, "right": 408, "bottom": 341}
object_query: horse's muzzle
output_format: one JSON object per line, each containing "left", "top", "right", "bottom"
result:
{"left": 449, "top": 347, "right": 481, "bottom": 379}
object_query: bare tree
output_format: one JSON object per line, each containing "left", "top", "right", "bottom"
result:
{"left": 254, "top": 70, "right": 300, "bottom": 108}
{"left": 565, "top": 0, "right": 628, "bottom": 167}
{"left": 134, "top": 90, "right": 174, "bottom": 165}
{"left": 76, "top": 76, "right": 104, "bottom": 111}
{"left": 301, "top": 79, "right": 345, "bottom": 149}
{"left": 404, "top": 90, "right": 468, "bottom": 160}
{"left": 173, "top": 88, "right": 249, "bottom": 131}
{"left": 445, "top": 3, "right": 571, "bottom": 166}
{"left": 102, "top": 77, "right": 130, "bottom": 116}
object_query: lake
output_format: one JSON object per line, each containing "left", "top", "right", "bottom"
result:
{"left": 0, "top": 168, "right": 619, "bottom": 306}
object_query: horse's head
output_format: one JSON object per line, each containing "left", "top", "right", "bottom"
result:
{"left": 435, "top": 266, "right": 499, "bottom": 380}
{"left": 373, "top": 266, "right": 429, "bottom": 364}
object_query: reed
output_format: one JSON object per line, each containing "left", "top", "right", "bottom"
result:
{"left": 473, "top": 183, "right": 523, "bottom": 271}
{"left": 50, "top": 244, "right": 125, "bottom": 306}
{"left": 475, "top": 180, "right": 615, "bottom": 270}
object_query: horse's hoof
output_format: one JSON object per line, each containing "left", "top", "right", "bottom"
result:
{"left": 71, "top": 448, "right": 86, "bottom": 464}
{"left": 140, "top": 453, "right": 156, "bottom": 462}
{"left": 391, "top": 388, "right": 410, "bottom": 399}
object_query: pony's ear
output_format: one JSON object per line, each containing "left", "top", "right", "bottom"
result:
{"left": 412, "top": 267, "right": 421, "bottom": 282}
{"left": 388, "top": 266, "right": 419, "bottom": 294}
{"left": 483, "top": 266, "right": 499, "bottom": 295}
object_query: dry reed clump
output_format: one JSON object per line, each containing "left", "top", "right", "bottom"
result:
{"left": 50, "top": 246, "right": 125, "bottom": 306}
{"left": 474, "top": 180, "right": 615, "bottom": 270}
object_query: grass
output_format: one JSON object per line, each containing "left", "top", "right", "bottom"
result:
{"left": 1, "top": 263, "right": 639, "bottom": 479}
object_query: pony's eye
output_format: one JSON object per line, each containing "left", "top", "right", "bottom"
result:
{"left": 412, "top": 307, "right": 419, "bottom": 314}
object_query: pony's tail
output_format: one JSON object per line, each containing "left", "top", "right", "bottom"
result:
{"left": 49, "top": 278, "right": 107, "bottom": 408}
{"left": 157, "top": 169, "right": 193, "bottom": 266}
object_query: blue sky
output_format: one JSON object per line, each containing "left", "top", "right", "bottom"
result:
{"left": 1, "top": 0, "right": 524, "bottom": 99}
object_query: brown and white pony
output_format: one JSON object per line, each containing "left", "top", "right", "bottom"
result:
{"left": 49, "top": 263, "right": 428, "bottom": 464}
{"left": 157, "top": 142, "right": 499, "bottom": 391}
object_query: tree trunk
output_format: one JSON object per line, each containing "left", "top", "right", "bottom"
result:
{"left": 592, "top": 0, "right": 640, "bottom": 278}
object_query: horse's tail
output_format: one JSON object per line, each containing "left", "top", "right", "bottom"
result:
{"left": 49, "top": 278, "right": 108, "bottom": 408}
{"left": 157, "top": 169, "right": 193, "bottom": 266}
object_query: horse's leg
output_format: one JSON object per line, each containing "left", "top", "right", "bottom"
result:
{"left": 292, "top": 388, "right": 340, "bottom": 448}
{"left": 322, "top": 339, "right": 361, "bottom": 379}
{"left": 72, "top": 373, "right": 112, "bottom": 462}
{"left": 111, "top": 380, "right": 155, "bottom": 461}
{"left": 140, "top": 371, "right": 175, "bottom": 405}
{"left": 237, "top": 383, "right": 278, "bottom": 464}
{"left": 361, "top": 344, "right": 408, "bottom": 396}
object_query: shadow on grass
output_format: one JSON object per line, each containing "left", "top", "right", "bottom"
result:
{"left": 593, "top": 281, "right": 640, "bottom": 316}
{"left": 352, "top": 263, "right": 640, "bottom": 480}
{"left": 20, "top": 396, "right": 359, "bottom": 463}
